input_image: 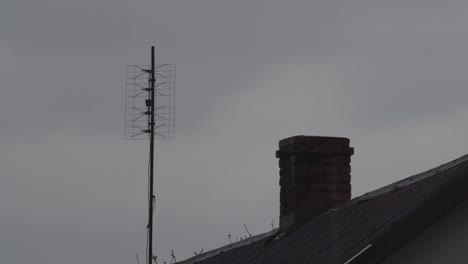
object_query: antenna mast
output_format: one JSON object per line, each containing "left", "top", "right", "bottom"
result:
{"left": 149, "top": 46, "right": 156, "bottom": 264}
{"left": 125, "top": 46, "right": 175, "bottom": 264}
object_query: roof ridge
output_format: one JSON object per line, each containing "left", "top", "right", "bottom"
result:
{"left": 324, "top": 153, "right": 468, "bottom": 215}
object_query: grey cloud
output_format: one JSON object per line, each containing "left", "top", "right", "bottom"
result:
{"left": 3, "top": 1, "right": 468, "bottom": 263}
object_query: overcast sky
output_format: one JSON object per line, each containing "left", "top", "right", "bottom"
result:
{"left": 2, "top": 0, "right": 468, "bottom": 263}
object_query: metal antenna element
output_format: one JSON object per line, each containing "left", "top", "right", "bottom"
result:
{"left": 125, "top": 46, "right": 175, "bottom": 264}
{"left": 125, "top": 57, "right": 175, "bottom": 140}
{"left": 243, "top": 224, "right": 252, "bottom": 237}
{"left": 170, "top": 250, "right": 177, "bottom": 264}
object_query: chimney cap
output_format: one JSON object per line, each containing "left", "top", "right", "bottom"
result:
{"left": 278, "top": 135, "right": 350, "bottom": 148}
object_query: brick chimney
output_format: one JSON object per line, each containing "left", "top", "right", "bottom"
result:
{"left": 276, "top": 136, "right": 354, "bottom": 231}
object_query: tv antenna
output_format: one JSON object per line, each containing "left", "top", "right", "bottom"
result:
{"left": 125, "top": 46, "right": 175, "bottom": 264}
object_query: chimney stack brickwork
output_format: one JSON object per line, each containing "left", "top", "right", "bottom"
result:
{"left": 276, "top": 136, "right": 354, "bottom": 231}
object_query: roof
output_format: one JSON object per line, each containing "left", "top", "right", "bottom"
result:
{"left": 177, "top": 154, "right": 468, "bottom": 264}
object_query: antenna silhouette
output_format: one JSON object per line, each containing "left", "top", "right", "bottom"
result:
{"left": 170, "top": 249, "right": 177, "bottom": 264}
{"left": 244, "top": 224, "right": 252, "bottom": 237}
{"left": 125, "top": 46, "right": 175, "bottom": 264}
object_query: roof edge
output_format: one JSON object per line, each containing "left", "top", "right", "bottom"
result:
{"left": 325, "top": 153, "right": 468, "bottom": 216}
